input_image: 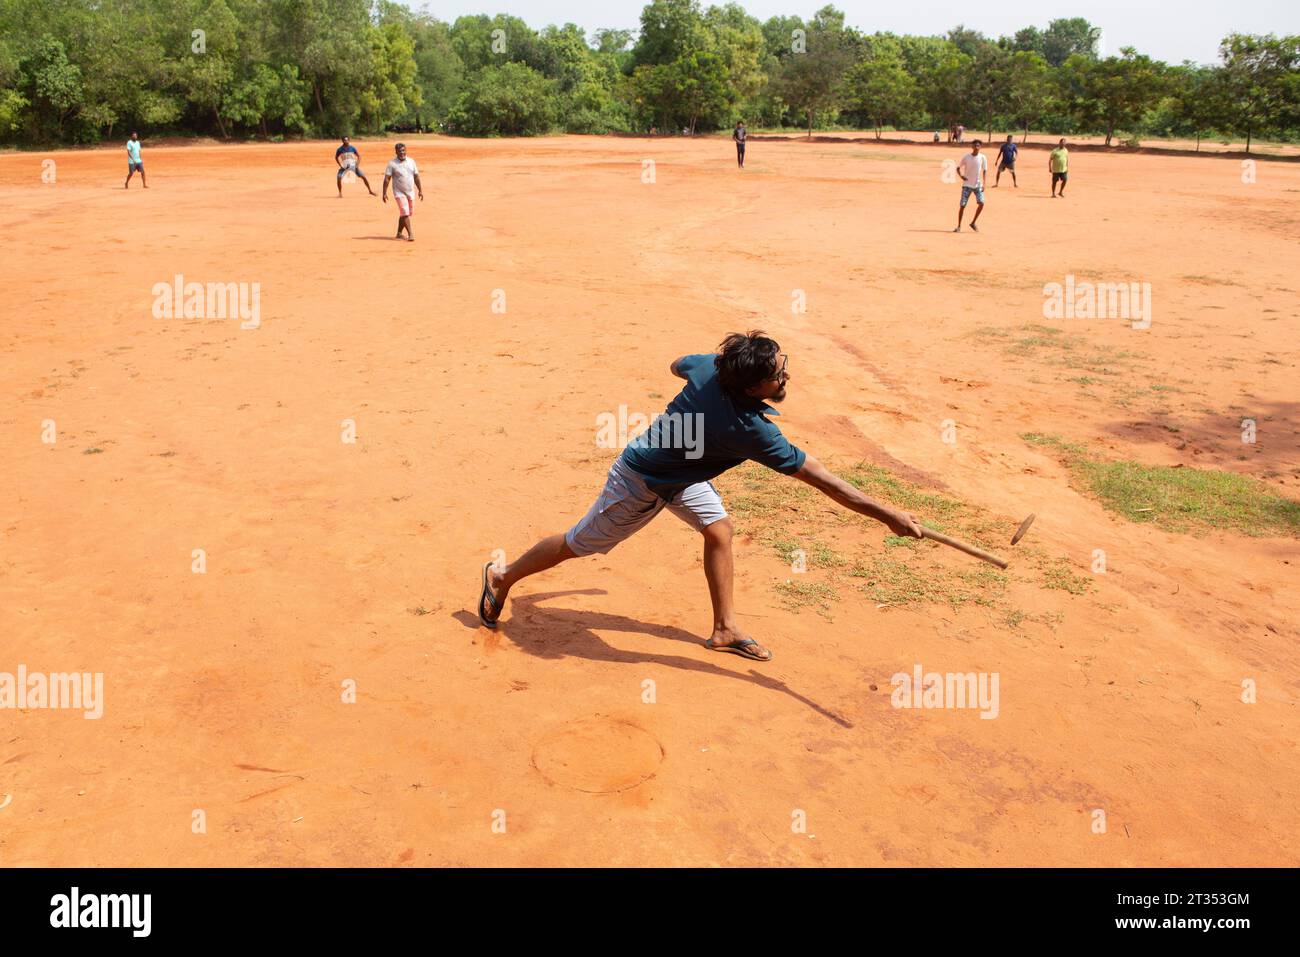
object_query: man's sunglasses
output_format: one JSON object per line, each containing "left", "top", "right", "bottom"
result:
{"left": 767, "top": 354, "right": 789, "bottom": 382}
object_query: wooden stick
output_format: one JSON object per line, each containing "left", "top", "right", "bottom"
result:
{"left": 920, "top": 527, "right": 1008, "bottom": 569}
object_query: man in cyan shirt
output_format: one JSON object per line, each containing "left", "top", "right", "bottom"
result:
{"left": 124, "top": 132, "right": 147, "bottom": 189}
{"left": 477, "top": 332, "right": 923, "bottom": 661}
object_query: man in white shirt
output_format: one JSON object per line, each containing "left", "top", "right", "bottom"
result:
{"left": 954, "top": 140, "right": 987, "bottom": 233}
{"left": 382, "top": 142, "right": 423, "bottom": 242}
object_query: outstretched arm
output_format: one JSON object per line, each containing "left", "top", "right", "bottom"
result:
{"left": 793, "top": 455, "right": 923, "bottom": 537}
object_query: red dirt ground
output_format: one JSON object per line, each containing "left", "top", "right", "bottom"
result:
{"left": 1, "top": 134, "right": 1297, "bottom": 866}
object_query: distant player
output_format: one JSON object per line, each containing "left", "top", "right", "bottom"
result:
{"left": 954, "top": 139, "right": 987, "bottom": 233}
{"left": 1049, "top": 138, "right": 1069, "bottom": 198}
{"left": 124, "top": 132, "right": 147, "bottom": 189}
{"left": 335, "top": 135, "right": 375, "bottom": 197}
{"left": 733, "top": 121, "right": 746, "bottom": 168}
{"left": 382, "top": 142, "right": 423, "bottom": 242}
{"left": 994, "top": 135, "right": 1018, "bottom": 187}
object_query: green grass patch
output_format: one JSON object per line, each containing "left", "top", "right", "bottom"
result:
{"left": 1022, "top": 432, "right": 1300, "bottom": 536}
{"left": 772, "top": 536, "right": 845, "bottom": 569}
{"left": 1022, "top": 431, "right": 1089, "bottom": 456}
{"left": 1040, "top": 559, "right": 1093, "bottom": 595}
{"left": 969, "top": 326, "right": 1012, "bottom": 340}
{"left": 850, "top": 555, "right": 1007, "bottom": 609}
{"left": 773, "top": 580, "right": 839, "bottom": 619}
{"left": 716, "top": 459, "right": 1093, "bottom": 617}
{"left": 972, "top": 323, "right": 1145, "bottom": 380}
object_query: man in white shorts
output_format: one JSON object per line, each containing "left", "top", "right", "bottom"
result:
{"left": 954, "top": 139, "right": 987, "bottom": 233}
{"left": 477, "top": 332, "right": 923, "bottom": 662}
{"left": 382, "top": 142, "right": 423, "bottom": 241}
{"left": 335, "top": 135, "right": 376, "bottom": 197}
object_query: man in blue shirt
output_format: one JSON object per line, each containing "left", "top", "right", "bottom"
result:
{"left": 478, "top": 331, "right": 923, "bottom": 661}
{"left": 334, "top": 135, "right": 375, "bottom": 197}
{"left": 994, "top": 134, "right": 1018, "bottom": 188}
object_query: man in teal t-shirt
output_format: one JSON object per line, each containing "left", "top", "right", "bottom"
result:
{"left": 125, "top": 132, "right": 147, "bottom": 190}
{"left": 476, "top": 331, "right": 924, "bottom": 662}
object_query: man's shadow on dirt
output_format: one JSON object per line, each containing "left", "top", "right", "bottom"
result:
{"left": 451, "top": 588, "right": 851, "bottom": 727}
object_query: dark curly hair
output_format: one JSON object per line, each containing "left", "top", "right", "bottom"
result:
{"left": 715, "top": 331, "right": 780, "bottom": 398}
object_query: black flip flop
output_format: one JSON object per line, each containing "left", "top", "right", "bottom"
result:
{"left": 478, "top": 561, "right": 502, "bottom": 629}
{"left": 705, "top": 637, "right": 772, "bottom": 662}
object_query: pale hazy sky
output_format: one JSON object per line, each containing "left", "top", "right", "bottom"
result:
{"left": 403, "top": 1, "right": 1299, "bottom": 65}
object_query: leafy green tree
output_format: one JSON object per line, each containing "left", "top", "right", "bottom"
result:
{"left": 673, "top": 48, "right": 731, "bottom": 132}
{"left": 593, "top": 29, "right": 634, "bottom": 55}
{"left": 378, "top": 4, "right": 462, "bottom": 129}
{"left": 1012, "top": 27, "right": 1043, "bottom": 55}
{"left": 997, "top": 50, "right": 1051, "bottom": 141}
{"left": 1159, "top": 63, "right": 1223, "bottom": 149}
{"left": 25, "top": 35, "right": 84, "bottom": 138}
{"left": 705, "top": 3, "right": 767, "bottom": 122}
{"left": 629, "top": 48, "right": 729, "bottom": 133}
{"left": 538, "top": 24, "right": 628, "bottom": 132}
{"left": 1217, "top": 33, "right": 1298, "bottom": 152}
{"left": 0, "top": 38, "right": 28, "bottom": 135}
{"left": 1, "top": 1, "right": 1297, "bottom": 153}
{"left": 450, "top": 14, "right": 543, "bottom": 74}
{"left": 946, "top": 25, "right": 990, "bottom": 58}
{"left": 771, "top": 9, "right": 855, "bottom": 137}
{"left": 1059, "top": 48, "right": 1167, "bottom": 145}
{"left": 1280, "top": 43, "right": 1300, "bottom": 134}
{"left": 266, "top": 65, "right": 309, "bottom": 133}
{"left": 628, "top": 1, "right": 743, "bottom": 132}
{"left": 633, "top": 0, "right": 707, "bottom": 67}
{"left": 921, "top": 44, "right": 971, "bottom": 139}
{"left": 272, "top": 0, "right": 372, "bottom": 131}
{"left": 448, "top": 61, "right": 554, "bottom": 135}
{"left": 175, "top": 0, "right": 240, "bottom": 137}
{"left": 846, "top": 36, "right": 916, "bottom": 138}
{"left": 962, "top": 44, "right": 1007, "bottom": 141}
{"left": 760, "top": 14, "right": 805, "bottom": 62}
{"left": 358, "top": 19, "right": 421, "bottom": 131}
{"left": 1041, "top": 18, "right": 1100, "bottom": 67}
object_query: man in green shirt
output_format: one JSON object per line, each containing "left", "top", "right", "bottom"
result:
{"left": 1049, "top": 138, "right": 1069, "bottom": 198}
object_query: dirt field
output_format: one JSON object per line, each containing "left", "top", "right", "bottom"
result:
{"left": 1, "top": 134, "right": 1297, "bottom": 867}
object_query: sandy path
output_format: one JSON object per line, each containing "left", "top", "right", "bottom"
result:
{"left": 1, "top": 135, "right": 1297, "bottom": 866}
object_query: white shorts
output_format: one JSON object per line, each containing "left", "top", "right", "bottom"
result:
{"left": 393, "top": 191, "right": 415, "bottom": 215}
{"left": 565, "top": 459, "right": 727, "bottom": 557}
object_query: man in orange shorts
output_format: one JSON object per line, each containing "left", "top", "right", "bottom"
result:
{"left": 382, "top": 143, "right": 423, "bottom": 241}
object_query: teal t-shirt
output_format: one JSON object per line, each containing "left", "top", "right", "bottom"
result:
{"left": 620, "top": 353, "right": 805, "bottom": 498}
{"left": 126, "top": 140, "right": 142, "bottom": 163}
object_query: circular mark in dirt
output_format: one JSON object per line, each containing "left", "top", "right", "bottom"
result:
{"left": 532, "top": 716, "right": 664, "bottom": 794}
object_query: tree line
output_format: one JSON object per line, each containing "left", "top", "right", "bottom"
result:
{"left": 2, "top": 0, "right": 1297, "bottom": 151}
